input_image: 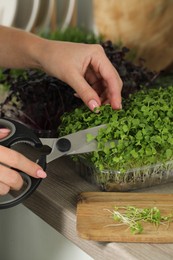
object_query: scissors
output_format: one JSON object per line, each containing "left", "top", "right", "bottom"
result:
{"left": 0, "top": 118, "right": 106, "bottom": 209}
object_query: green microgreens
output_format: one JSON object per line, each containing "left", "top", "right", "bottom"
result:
{"left": 108, "top": 206, "right": 173, "bottom": 234}
{"left": 59, "top": 85, "right": 173, "bottom": 175}
{"left": 86, "top": 133, "right": 95, "bottom": 142}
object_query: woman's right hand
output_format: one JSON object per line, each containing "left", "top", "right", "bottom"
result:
{"left": 0, "top": 128, "right": 10, "bottom": 139}
{"left": 0, "top": 129, "right": 47, "bottom": 196}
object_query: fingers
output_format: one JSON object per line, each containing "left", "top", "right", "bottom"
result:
{"left": 71, "top": 70, "right": 122, "bottom": 111}
{"left": 69, "top": 73, "right": 101, "bottom": 111}
{"left": 85, "top": 66, "right": 101, "bottom": 87}
{"left": 0, "top": 145, "right": 47, "bottom": 179}
{"left": 0, "top": 145, "right": 47, "bottom": 195}
{"left": 0, "top": 128, "right": 11, "bottom": 139}
{"left": 103, "top": 68, "right": 123, "bottom": 109}
{"left": 0, "top": 163, "right": 23, "bottom": 193}
{"left": 91, "top": 45, "right": 123, "bottom": 109}
{"left": 0, "top": 182, "right": 10, "bottom": 195}
{"left": 70, "top": 44, "right": 122, "bottom": 111}
{"left": 39, "top": 40, "right": 122, "bottom": 111}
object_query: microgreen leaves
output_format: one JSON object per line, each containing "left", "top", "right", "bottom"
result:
{"left": 109, "top": 206, "right": 173, "bottom": 234}
{"left": 59, "top": 85, "right": 173, "bottom": 174}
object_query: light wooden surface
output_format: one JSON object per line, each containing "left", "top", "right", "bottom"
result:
{"left": 77, "top": 192, "right": 173, "bottom": 243}
{"left": 23, "top": 155, "right": 173, "bottom": 260}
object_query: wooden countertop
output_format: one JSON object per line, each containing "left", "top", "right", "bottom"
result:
{"left": 23, "top": 156, "right": 173, "bottom": 260}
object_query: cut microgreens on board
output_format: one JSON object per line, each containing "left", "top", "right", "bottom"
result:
{"left": 105, "top": 206, "right": 173, "bottom": 235}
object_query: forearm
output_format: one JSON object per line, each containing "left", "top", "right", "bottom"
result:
{"left": 0, "top": 25, "right": 122, "bottom": 110}
{"left": 0, "top": 25, "right": 43, "bottom": 69}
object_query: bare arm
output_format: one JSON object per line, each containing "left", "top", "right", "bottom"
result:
{"left": 0, "top": 25, "right": 122, "bottom": 110}
{"left": 0, "top": 25, "right": 122, "bottom": 195}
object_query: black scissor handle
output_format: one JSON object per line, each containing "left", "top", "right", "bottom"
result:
{"left": 0, "top": 118, "right": 46, "bottom": 209}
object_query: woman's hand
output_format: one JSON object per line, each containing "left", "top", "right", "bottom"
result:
{"left": 0, "top": 129, "right": 47, "bottom": 195}
{"left": 0, "top": 128, "right": 10, "bottom": 139}
{"left": 0, "top": 26, "right": 122, "bottom": 112}
{"left": 0, "top": 26, "right": 123, "bottom": 196}
{"left": 37, "top": 41, "right": 123, "bottom": 111}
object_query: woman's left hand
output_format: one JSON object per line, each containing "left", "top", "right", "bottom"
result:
{"left": 0, "top": 26, "right": 122, "bottom": 112}
{"left": 37, "top": 41, "right": 123, "bottom": 111}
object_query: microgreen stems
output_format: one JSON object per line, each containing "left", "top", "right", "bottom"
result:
{"left": 107, "top": 206, "right": 173, "bottom": 234}
{"left": 60, "top": 86, "right": 173, "bottom": 174}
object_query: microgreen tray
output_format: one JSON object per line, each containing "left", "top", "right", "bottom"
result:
{"left": 76, "top": 158, "right": 173, "bottom": 191}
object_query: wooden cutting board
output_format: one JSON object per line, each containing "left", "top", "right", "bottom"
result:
{"left": 76, "top": 192, "right": 173, "bottom": 243}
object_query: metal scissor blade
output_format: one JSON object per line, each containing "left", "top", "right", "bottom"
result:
{"left": 40, "top": 124, "right": 107, "bottom": 163}
{"left": 68, "top": 139, "right": 98, "bottom": 154}
{"left": 39, "top": 138, "right": 57, "bottom": 148}
{"left": 39, "top": 138, "right": 62, "bottom": 163}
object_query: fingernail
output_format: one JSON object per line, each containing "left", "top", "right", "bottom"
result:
{"left": 115, "top": 103, "right": 122, "bottom": 109}
{"left": 119, "top": 103, "right": 122, "bottom": 109}
{"left": 88, "top": 100, "right": 100, "bottom": 112}
{"left": 0, "top": 128, "right": 11, "bottom": 133}
{"left": 74, "top": 93, "right": 80, "bottom": 98}
{"left": 36, "top": 169, "right": 47, "bottom": 178}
